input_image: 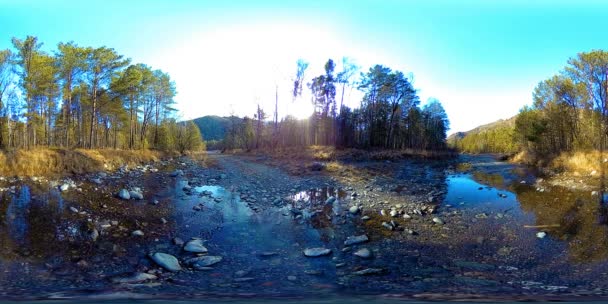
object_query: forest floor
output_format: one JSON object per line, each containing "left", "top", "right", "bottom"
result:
{"left": 1, "top": 151, "right": 608, "bottom": 300}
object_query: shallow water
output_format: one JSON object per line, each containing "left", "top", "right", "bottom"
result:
{"left": 1, "top": 156, "right": 608, "bottom": 300}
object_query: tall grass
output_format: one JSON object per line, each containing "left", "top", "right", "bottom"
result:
{"left": 0, "top": 148, "right": 163, "bottom": 177}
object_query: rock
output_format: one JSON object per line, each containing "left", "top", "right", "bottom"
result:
{"left": 304, "top": 247, "right": 332, "bottom": 257}
{"left": 111, "top": 272, "right": 158, "bottom": 284}
{"left": 89, "top": 229, "right": 99, "bottom": 241}
{"left": 150, "top": 253, "right": 181, "bottom": 272}
{"left": 352, "top": 268, "right": 385, "bottom": 276}
{"left": 170, "top": 170, "right": 184, "bottom": 177}
{"left": 160, "top": 218, "right": 168, "bottom": 224}
{"left": 403, "top": 214, "right": 411, "bottom": 220}
{"left": 361, "top": 215, "right": 370, "bottom": 220}
{"left": 389, "top": 209, "right": 398, "bottom": 217}
{"left": 344, "top": 235, "right": 369, "bottom": 246}
{"left": 325, "top": 196, "right": 336, "bottom": 204}
{"left": 193, "top": 205, "right": 202, "bottom": 211}
{"left": 380, "top": 209, "right": 387, "bottom": 216}
{"left": 129, "top": 190, "right": 143, "bottom": 200}
{"left": 59, "top": 183, "right": 70, "bottom": 192}
{"left": 118, "top": 189, "right": 130, "bottom": 200}
{"left": 536, "top": 231, "right": 547, "bottom": 239}
{"left": 349, "top": 206, "right": 359, "bottom": 214}
{"left": 173, "top": 237, "right": 185, "bottom": 246}
{"left": 432, "top": 217, "right": 445, "bottom": 225}
{"left": 185, "top": 255, "right": 223, "bottom": 268}
{"left": 234, "top": 270, "right": 248, "bottom": 277}
{"left": 69, "top": 206, "right": 79, "bottom": 213}
{"left": 381, "top": 221, "right": 394, "bottom": 231}
{"left": 183, "top": 239, "right": 208, "bottom": 253}
{"left": 354, "top": 248, "right": 372, "bottom": 259}
{"left": 91, "top": 178, "right": 102, "bottom": 185}
{"left": 132, "top": 230, "right": 144, "bottom": 236}
{"left": 309, "top": 162, "right": 326, "bottom": 171}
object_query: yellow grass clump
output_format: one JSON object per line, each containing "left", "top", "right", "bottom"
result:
{"left": 550, "top": 150, "right": 608, "bottom": 175}
{"left": 0, "top": 148, "right": 162, "bottom": 177}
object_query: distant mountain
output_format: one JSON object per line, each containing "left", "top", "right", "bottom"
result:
{"left": 447, "top": 116, "right": 518, "bottom": 153}
{"left": 189, "top": 115, "right": 230, "bottom": 141}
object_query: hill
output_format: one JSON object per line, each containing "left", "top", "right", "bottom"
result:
{"left": 189, "top": 115, "right": 230, "bottom": 141}
{"left": 448, "top": 116, "right": 518, "bottom": 153}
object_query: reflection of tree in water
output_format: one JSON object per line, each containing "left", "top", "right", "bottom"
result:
{"left": 516, "top": 184, "right": 608, "bottom": 263}
{"left": 0, "top": 186, "right": 72, "bottom": 261}
{"left": 471, "top": 171, "right": 506, "bottom": 189}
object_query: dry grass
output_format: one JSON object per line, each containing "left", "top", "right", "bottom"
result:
{"left": 511, "top": 149, "right": 608, "bottom": 176}
{"left": 0, "top": 148, "right": 163, "bottom": 177}
{"left": 550, "top": 150, "right": 607, "bottom": 175}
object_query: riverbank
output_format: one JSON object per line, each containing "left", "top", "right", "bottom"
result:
{"left": 510, "top": 150, "right": 608, "bottom": 192}
{"left": 2, "top": 152, "right": 608, "bottom": 300}
{"left": 0, "top": 148, "right": 179, "bottom": 177}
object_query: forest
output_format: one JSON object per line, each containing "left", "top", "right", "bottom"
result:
{"left": 220, "top": 59, "right": 451, "bottom": 152}
{"left": 0, "top": 36, "right": 451, "bottom": 155}
{"left": 0, "top": 36, "right": 203, "bottom": 153}
{"left": 450, "top": 50, "right": 608, "bottom": 161}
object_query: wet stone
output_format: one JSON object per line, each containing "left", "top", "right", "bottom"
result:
{"left": 183, "top": 239, "right": 208, "bottom": 253}
{"left": 352, "top": 268, "right": 386, "bottom": 276}
{"left": 118, "top": 189, "right": 130, "bottom": 200}
{"left": 129, "top": 190, "right": 144, "bottom": 200}
{"left": 304, "top": 248, "right": 332, "bottom": 257}
{"left": 185, "top": 255, "right": 223, "bottom": 268}
{"left": 432, "top": 217, "right": 445, "bottom": 225}
{"left": 354, "top": 248, "right": 372, "bottom": 259}
{"left": 344, "top": 235, "right": 369, "bottom": 246}
{"left": 150, "top": 252, "right": 181, "bottom": 272}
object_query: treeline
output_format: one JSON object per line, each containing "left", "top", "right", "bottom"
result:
{"left": 514, "top": 50, "right": 608, "bottom": 157}
{"left": 0, "top": 36, "right": 203, "bottom": 152}
{"left": 449, "top": 50, "right": 608, "bottom": 158}
{"left": 221, "top": 59, "right": 450, "bottom": 151}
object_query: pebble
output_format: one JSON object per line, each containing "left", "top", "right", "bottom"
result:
{"left": 184, "top": 239, "right": 208, "bottom": 253}
{"left": 150, "top": 252, "right": 181, "bottom": 272}
{"left": 536, "top": 231, "right": 547, "bottom": 239}
{"left": 129, "top": 190, "right": 144, "bottom": 200}
{"left": 349, "top": 206, "right": 359, "bottom": 214}
{"left": 352, "top": 268, "right": 385, "bottom": 276}
{"left": 185, "top": 256, "right": 223, "bottom": 268}
{"left": 303, "top": 248, "right": 332, "bottom": 257}
{"left": 344, "top": 235, "right": 369, "bottom": 246}
{"left": 354, "top": 248, "right": 372, "bottom": 259}
{"left": 287, "top": 275, "right": 297, "bottom": 281}
{"left": 432, "top": 217, "right": 445, "bottom": 225}
{"left": 118, "top": 189, "right": 130, "bottom": 200}
{"left": 132, "top": 230, "right": 144, "bottom": 237}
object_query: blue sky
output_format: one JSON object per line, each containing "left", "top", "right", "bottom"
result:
{"left": 1, "top": 0, "right": 608, "bottom": 133}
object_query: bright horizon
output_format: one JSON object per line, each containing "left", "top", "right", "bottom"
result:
{"left": 2, "top": 0, "right": 608, "bottom": 134}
